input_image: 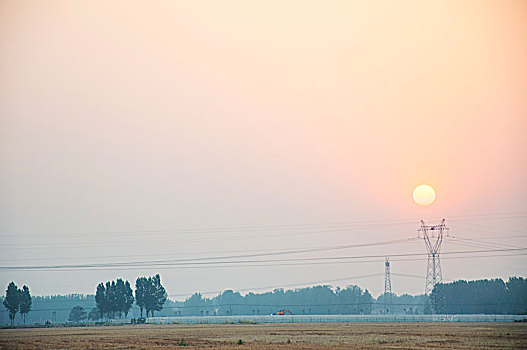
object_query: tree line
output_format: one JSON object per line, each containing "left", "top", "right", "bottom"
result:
{"left": 60, "top": 274, "right": 169, "bottom": 323}
{"left": 177, "top": 285, "right": 374, "bottom": 316}
{"left": 431, "top": 277, "right": 527, "bottom": 314}
{"left": 161, "top": 278, "right": 527, "bottom": 316}
{"left": 3, "top": 276, "right": 526, "bottom": 324}
{"left": 95, "top": 279, "right": 134, "bottom": 319}
{"left": 94, "top": 274, "right": 167, "bottom": 320}
{"left": 2, "top": 274, "right": 167, "bottom": 325}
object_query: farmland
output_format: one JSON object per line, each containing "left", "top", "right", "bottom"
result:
{"left": 1, "top": 323, "right": 526, "bottom": 349}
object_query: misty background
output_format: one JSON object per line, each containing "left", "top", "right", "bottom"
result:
{"left": 1, "top": 0, "right": 526, "bottom": 302}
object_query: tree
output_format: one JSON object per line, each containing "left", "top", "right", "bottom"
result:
{"left": 95, "top": 282, "right": 107, "bottom": 319}
{"left": 95, "top": 278, "right": 135, "bottom": 319}
{"left": 145, "top": 274, "right": 167, "bottom": 317}
{"left": 106, "top": 281, "right": 116, "bottom": 319}
{"left": 114, "top": 279, "right": 134, "bottom": 318}
{"left": 135, "top": 277, "right": 148, "bottom": 317}
{"left": 505, "top": 277, "right": 527, "bottom": 314}
{"left": 19, "top": 285, "right": 32, "bottom": 324}
{"left": 185, "top": 293, "right": 206, "bottom": 316}
{"left": 122, "top": 280, "right": 134, "bottom": 318}
{"left": 136, "top": 274, "right": 167, "bottom": 317}
{"left": 88, "top": 307, "right": 101, "bottom": 321}
{"left": 68, "top": 305, "right": 87, "bottom": 322}
{"left": 3, "top": 282, "right": 20, "bottom": 325}
{"left": 114, "top": 279, "right": 125, "bottom": 318}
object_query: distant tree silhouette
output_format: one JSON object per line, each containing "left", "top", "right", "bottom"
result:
{"left": 177, "top": 284, "right": 375, "bottom": 316}
{"left": 19, "top": 285, "right": 32, "bottom": 323}
{"left": 505, "top": 277, "right": 527, "bottom": 314}
{"left": 95, "top": 282, "right": 107, "bottom": 319}
{"left": 68, "top": 305, "right": 87, "bottom": 322}
{"left": 431, "top": 277, "right": 527, "bottom": 314}
{"left": 95, "top": 278, "right": 135, "bottom": 319}
{"left": 135, "top": 274, "right": 167, "bottom": 317}
{"left": 3, "top": 282, "right": 20, "bottom": 325}
{"left": 88, "top": 307, "right": 100, "bottom": 321}
{"left": 135, "top": 277, "right": 148, "bottom": 317}
{"left": 115, "top": 279, "right": 134, "bottom": 318}
{"left": 146, "top": 275, "right": 167, "bottom": 317}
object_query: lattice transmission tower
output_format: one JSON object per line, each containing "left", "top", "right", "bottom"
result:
{"left": 384, "top": 257, "right": 392, "bottom": 314}
{"left": 418, "top": 219, "right": 449, "bottom": 295}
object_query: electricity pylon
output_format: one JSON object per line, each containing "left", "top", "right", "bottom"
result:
{"left": 384, "top": 257, "right": 392, "bottom": 314}
{"left": 418, "top": 219, "right": 449, "bottom": 295}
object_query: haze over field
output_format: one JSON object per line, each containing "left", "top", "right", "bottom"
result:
{"left": 1, "top": 0, "right": 526, "bottom": 300}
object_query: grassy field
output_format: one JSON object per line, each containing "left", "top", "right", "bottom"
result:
{"left": 1, "top": 323, "right": 526, "bottom": 349}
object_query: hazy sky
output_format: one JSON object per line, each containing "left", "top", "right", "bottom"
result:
{"left": 1, "top": 0, "right": 526, "bottom": 299}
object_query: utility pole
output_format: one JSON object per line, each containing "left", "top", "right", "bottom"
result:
{"left": 384, "top": 257, "right": 392, "bottom": 314}
{"left": 418, "top": 219, "right": 448, "bottom": 312}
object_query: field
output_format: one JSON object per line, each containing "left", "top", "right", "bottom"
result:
{"left": 1, "top": 323, "right": 526, "bottom": 349}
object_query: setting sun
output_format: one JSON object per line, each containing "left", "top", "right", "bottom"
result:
{"left": 413, "top": 184, "right": 436, "bottom": 206}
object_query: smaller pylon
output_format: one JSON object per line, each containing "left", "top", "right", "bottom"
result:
{"left": 384, "top": 257, "right": 392, "bottom": 314}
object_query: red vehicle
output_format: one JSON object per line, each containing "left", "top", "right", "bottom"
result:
{"left": 273, "top": 309, "right": 293, "bottom": 315}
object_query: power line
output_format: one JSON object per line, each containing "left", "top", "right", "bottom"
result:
{"left": 3, "top": 227, "right": 417, "bottom": 249}
{"left": 391, "top": 272, "right": 424, "bottom": 279}
{"left": 0, "top": 246, "right": 341, "bottom": 263}
{"left": 454, "top": 221, "right": 527, "bottom": 235}
{"left": 0, "top": 219, "right": 420, "bottom": 238}
{"left": 0, "top": 237, "right": 419, "bottom": 264}
{"left": 1, "top": 248, "right": 525, "bottom": 271}
{"left": 1, "top": 235, "right": 524, "bottom": 262}
{"left": 3, "top": 252, "right": 525, "bottom": 272}
{"left": 444, "top": 237, "right": 527, "bottom": 252}
{"left": 2, "top": 213, "right": 525, "bottom": 252}
{"left": 444, "top": 239, "right": 511, "bottom": 251}
{"left": 2, "top": 211, "right": 525, "bottom": 238}
{"left": 453, "top": 237, "right": 523, "bottom": 250}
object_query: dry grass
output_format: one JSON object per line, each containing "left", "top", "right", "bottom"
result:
{"left": 0, "top": 323, "right": 526, "bottom": 349}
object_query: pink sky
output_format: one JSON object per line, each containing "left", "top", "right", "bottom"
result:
{"left": 1, "top": 0, "right": 526, "bottom": 297}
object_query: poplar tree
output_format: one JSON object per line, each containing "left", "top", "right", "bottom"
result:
{"left": 114, "top": 279, "right": 134, "bottom": 318}
{"left": 146, "top": 274, "right": 167, "bottom": 317}
{"left": 135, "top": 274, "right": 167, "bottom": 317}
{"left": 123, "top": 280, "right": 134, "bottom": 318}
{"left": 95, "top": 279, "right": 135, "bottom": 319}
{"left": 135, "top": 277, "right": 148, "bottom": 317}
{"left": 18, "top": 285, "right": 32, "bottom": 324}
{"left": 3, "top": 282, "right": 20, "bottom": 325}
{"left": 95, "top": 283, "right": 107, "bottom": 319}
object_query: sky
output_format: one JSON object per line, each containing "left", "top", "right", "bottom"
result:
{"left": 1, "top": 0, "right": 526, "bottom": 300}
